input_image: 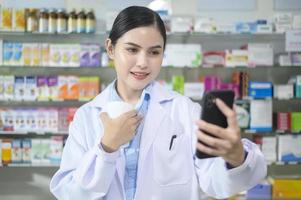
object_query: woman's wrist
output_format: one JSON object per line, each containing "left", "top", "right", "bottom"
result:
{"left": 101, "top": 137, "right": 119, "bottom": 153}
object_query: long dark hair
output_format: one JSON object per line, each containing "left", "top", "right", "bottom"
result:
{"left": 108, "top": 6, "right": 166, "bottom": 49}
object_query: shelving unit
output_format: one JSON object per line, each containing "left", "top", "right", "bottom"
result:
{"left": 1, "top": 31, "right": 301, "bottom": 200}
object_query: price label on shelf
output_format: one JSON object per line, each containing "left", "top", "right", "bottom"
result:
{"left": 286, "top": 29, "right": 301, "bottom": 52}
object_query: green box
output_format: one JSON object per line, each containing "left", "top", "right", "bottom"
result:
{"left": 172, "top": 75, "right": 185, "bottom": 95}
{"left": 291, "top": 112, "right": 301, "bottom": 132}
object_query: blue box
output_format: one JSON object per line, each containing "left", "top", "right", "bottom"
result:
{"left": 246, "top": 183, "right": 272, "bottom": 200}
{"left": 249, "top": 81, "right": 273, "bottom": 99}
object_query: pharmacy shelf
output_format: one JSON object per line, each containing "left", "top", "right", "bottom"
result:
{"left": 268, "top": 163, "right": 301, "bottom": 177}
{"left": 167, "top": 32, "right": 285, "bottom": 43}
{"left": 0, "top": 31, "right": 107, "bottom": 43}
{"left": 0, "top": 131, "right": 68, "bottom": 136}
{"left": 0, "top": 163, "right": 60, "bottom": 167}
{"left": 0, "top": 100, "right": 86, "bottom": 108}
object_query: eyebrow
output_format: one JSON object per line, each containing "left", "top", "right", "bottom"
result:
{"left": 125, "top": 42, "right": 162, "bottom": 49}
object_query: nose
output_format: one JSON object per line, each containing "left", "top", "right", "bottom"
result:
{"left": 136, "top": 52, "right": 148, "bottom": 69}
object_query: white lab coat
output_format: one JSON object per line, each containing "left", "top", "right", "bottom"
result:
{"left": 50, "top": 81, "right": 267, "bottom": 200}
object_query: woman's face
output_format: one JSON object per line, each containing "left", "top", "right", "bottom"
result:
{"left": 107, "top": 26, "right": 164, "bottom": 92}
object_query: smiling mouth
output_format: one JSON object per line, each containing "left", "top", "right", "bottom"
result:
{"left": 130, "top": 72, "right": 150, "bottom": 80}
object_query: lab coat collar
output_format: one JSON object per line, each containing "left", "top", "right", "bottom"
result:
{"left": 88, "top": 81, "right": 177, "bottom": 109}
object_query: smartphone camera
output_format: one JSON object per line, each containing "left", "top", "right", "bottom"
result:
{"left": 205, "top": 94, "right": 216, "bottom": 108}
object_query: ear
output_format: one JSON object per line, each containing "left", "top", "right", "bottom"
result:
{"left": 105, "top": 38, "right": 115, "bottom": 59}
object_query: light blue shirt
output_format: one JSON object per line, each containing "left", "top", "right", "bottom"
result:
{"left": 109, "top": 81, "right": 151, "bottom": 200}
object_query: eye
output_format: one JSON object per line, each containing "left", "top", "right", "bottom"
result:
{"left": 126, "top": 48, "right": 138, "bottom": 53}
{"left": 149, "top": 50, "right": 161, "bottom": 56}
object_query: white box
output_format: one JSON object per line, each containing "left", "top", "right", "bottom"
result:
{"left": 216, "top": 23, "right": 236, "bottom": 33}
{"left": 248, "top": 43, "right": 274, "bottom": 67}
{"left": 194, "top": 18, "right": 216, "bottom": 33}
{"left": 278, "top": 135, "right": 301, "bottom": 162}
{"left": 293, "top": 15, "right": 301, "bottom": 29}
{"left": 14, "top": 76, "right": 25, "bottom": 101}
{"left": 256, "top": 24, "right": 273, "bottom": 33}
{"left": 262, "top": 137, "right": 277, "bottom": 164}
{"left": 49, "top": 44, "right": 61, "bottom": 67}
{"left": 163, "top": 44, "right": 202, "bottom": 67}
{"left": 25, "top": 76, "right": 37, "bottom": 101}
{"left": 184, "top": 82, "right": 204, "bottom": 100}
{"left": 0, "top": 76, "right": 4, "bottom": 100}
{"left": 49, "top": 136, "right": 63, "bottom": 164}
{"left": 40, "top": 139, "right": 51, "bottom": 164}
{"left": 4, "top": 75, "right": 14, "bottom": 100}
{"left": 13, "top": 109, "right": 26, "bottom": 132}
{"left": 171, "top": 16, "right": 193, "bottom": 33}
{"left": 250, "top": 100, "right": 272, "bottom": 131}
{"left": 274, "top": 84, "right": 294, "bottom": 100}
{"left": 225, "top": 50, "right": 248, "bottom": 67}
{"left": 31, "top": 139, "right": 41, "bottom": 164}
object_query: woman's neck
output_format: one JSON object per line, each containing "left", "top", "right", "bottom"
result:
{"left": 115, "top": 81, "right": 142, "bottom": 105}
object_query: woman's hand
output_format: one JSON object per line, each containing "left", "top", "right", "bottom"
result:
{"left": 196, "top": 98, "right": 245, "bottom": 167}
{"left": 100, "top": 110, "right": 142, "bottom": 153}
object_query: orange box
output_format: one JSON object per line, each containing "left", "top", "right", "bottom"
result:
{"left": 272, "top": 179, "right": 301, "bottom": 199}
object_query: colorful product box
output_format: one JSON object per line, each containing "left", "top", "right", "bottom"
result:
{"left": 48, "top": 109, "right": 58, "bottom": 133}
{"left": 291, "top": 112, "right": 301, "bottom": 132}
{"left": 80, "top": 44, "right": 90, "bottom": 67}
{"left": 261, "top": 137, "right": 277, "bottom": 163}
{"left": 37, "top": 76, "right": 49, "bottom": 101}
{"left": 4, "top": 75, "right": 14, "bottom": 100}
{"left": 296, "top": 75, "right": 301, "bottom": 98}
{"left": 14, "top": 109, "right": 26, "bottom": 132}
{"left": 58, "top": 76, "right": 68, "bottom": 100}
{"left": 24, "top": 109, "right": 37, "bottom": 132}
{"left": 0, "top": 139, "right": 2, "bottom": 165}
{"left": 67, "top": 76, "right": 79, "bottom": 100}
{"left": 31, "top": 43, "right": 41, "bottom": 66}
{"left": 171, "top": 16, "right": 193, "bottom": 33}
{"left": 184, "top": 82, "right": 204, "bottom": 100}
{"left": 31, "top": 139, "right": 41, "bottom": 164}
{"left": 58, "top": 108, "right": 69, "bottom": 133}
{"left": 49, "top": 44, "right": 61, "bottom": 67}
{"left": 25, "top": 76, "right": 37, "bottom": 101}
{"left": 40, "top": 139, "right": 51, "bottom": 164}
{"left": 278, "top": 135, "right": 301, "bottom": 162}
{"left": 202, "top": 51, "right": 225, "bottom": 67}
{"left": 13, "top": 43, "right": 24, "bottom": 66}
{"left": 49, "top": 136, "right": 63, "bottom": 164}
{"left": 204, "top": 76, "right": 221, "bottom": 92}
{"left": 1, "top": 7, "right": 13, "bottom": 31}
{"left": 250, "top": 100, "right": 273, "bottom": 132}
{"left": 14, "top": 76, "right": 25, "bottom": 101}
{"left": 248, "top": 43, "right": 273, "bottom": 67}
{"left": 246, "top": 183, "right": 272, "bottom": 200}
{"left": 70, "top": 44, "right": 80, "bottom": 67}
{"left": 163, "top": 44, "right": 202, "bottom": 67}
{"left": 22, "top": 139, "right": 31, "bottom": 163}
{"left": 3, "top": 42, "right": 14, "bottom": 66}
{"left": 22, "top": 43, "right": 32, "bottom": 66}
{"left": 0, "top": 76, "right": 4, "bottom": 100}
{"left": 2, "top": 109, "right": 14, "bottom": 131}
{"left": 277, "top": 112, "right": 291, "bottom": 132}
{"left": 225, "top": 49, "right": 248, "bottom": 67}
{"left": 89, "top": 44, "right": 101, "bottom": 67}
{"left": 13, "top": 8, "right": 25, "bottom": 32}
{"left": 88, "top": 77, "right": 100, "bottom": 99}
{"left": 2, "top": 139, "right": 12, "bottom": 165}
{"left": 47, "top": 76, "right": 59, "bottom": 101}
{"left": 249, "top": 81, "right": 273, "bottom": 99}
{"left": 172, "top": 75, "right": 185, "bottom": 95}
{"left": 274, "top": 84, "right": 294, "bottom": 100}
{"left": 11, "top": 139, "right": 22, "bottom": 163}
{"left": 41, "top": 43, "right": 50, "bottom": 66}
{"left": 272, "top": 179, "right": 301, "bottom": 199}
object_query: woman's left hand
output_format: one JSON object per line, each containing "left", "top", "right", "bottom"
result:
{"left": 196, "top": 98, "right": 245, "bottom": 167}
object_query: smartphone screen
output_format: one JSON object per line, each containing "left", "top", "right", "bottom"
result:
{"left": 196, "top": 90, "right": 235, "bottom": 159}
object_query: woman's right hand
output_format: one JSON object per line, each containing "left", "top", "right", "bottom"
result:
{"left": 100, "top": 110, "right": 142, "bottom": 153}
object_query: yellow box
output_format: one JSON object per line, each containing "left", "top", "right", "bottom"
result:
{"left": 272, "top": 179, "right": 301, "bottom": 199}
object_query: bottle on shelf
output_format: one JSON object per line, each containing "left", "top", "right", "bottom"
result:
{"left": 48, "top": 9, "right": 57, "bottom": 33}
{"left": 26, "top": 9, "right": 38, "bottom": 32}
{"left": 86, "top": 9, "right": 96, "bottom": 33}
{"left": 77, "top": 9, "right": 86, "bottom": 33}
{"left": 68, "top": 9, "right": 77, "bottom": 33}
{"left": 38, "top": 8, "right": 49, "bottom": 33}
{"left": 57, "top": 9, "right": 67, "bottom": 33}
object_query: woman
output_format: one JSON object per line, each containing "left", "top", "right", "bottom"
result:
{"left": 50, "top": 6, "right": 266, "bottom": 200}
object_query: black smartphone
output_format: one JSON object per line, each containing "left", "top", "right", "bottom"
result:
{"left": 196, "top": 90, "right": 235, "bottom": 159}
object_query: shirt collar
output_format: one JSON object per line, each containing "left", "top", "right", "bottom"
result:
{"left": 109, "top": 80, "right": 151, "bottom": 110}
